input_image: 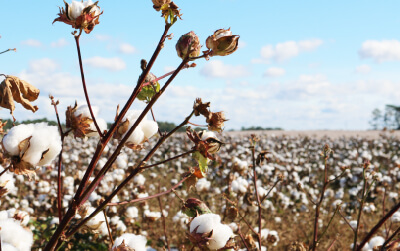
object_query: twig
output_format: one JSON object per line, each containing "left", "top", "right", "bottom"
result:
{"left": 237, "top": 224, "right": 250, "bottom": 250}
{"left": 107, "top": 173, "right": 190, "bottom": 206}
{"left": 0, "top": 48, "right": 16, "bottom": 55}
{"left": 317, "top": 206, "right": 339, "bottom": 243}
{"left": 150, "top": 108, "right": 163, "bottom": 136}
{"left": 103, "top": 209, "right": 114, "bottom": 246}
{"left": 260, "top": 179, "right": 281, "bottom": 203}
{"left": 51, "top": 97, "right": 65, "bottom": 221}
{"left": 0, "top": 166, "right": 10, "bottom": 178}
{"left": 353, "top": 166, "right": 370, "bottom": 250}
{"left": 326, "top": 236, "right": 338, "bottom": 251}
{"left": 338, "top": 210, "right": 355, "bottom": 232}
{"left": 382, "top": 226, "right": 400, "bottom": 249}
{"left": 141, "top": 150, "right": 195, "bottom": 171}
{"left": 250, "top": 145, "right": 262, "bottom": 250}
{"left": 74, "top": 35, "right": 103, "bottom": 138}
{"left": 158, "top": 184, "right": 170, "bottom": 251}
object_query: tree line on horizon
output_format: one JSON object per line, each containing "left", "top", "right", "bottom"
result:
{"left": 370, "top": 104, "right": 400, "bottom": 130}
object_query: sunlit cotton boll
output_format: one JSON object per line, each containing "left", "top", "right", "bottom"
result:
{"left": 74, "top": 105, "right": 107, "bottom": 137}
{"left": 0, "top": 166, "right": 16, "bottom": 195}
{"left": 190, "top": 214, "right": 233, "bottom": 250}
{"left": 112, "top": 233, "right": 147, "bottom": 251}
{"left": 196, "top": 178, "right": 211, "bottom": 192}
{"left": 0, "top": 218, "right": 33, "bottom": 251}
{"left": 121, "top": 110, "right": 158, "bottom": 145}
{"left": 2, "top": 123, "right": 62, "bottom": 167}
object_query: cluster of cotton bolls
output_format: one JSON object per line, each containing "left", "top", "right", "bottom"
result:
{"left": 0, "top": 210, "right": 33, "bottom": 251}
{"left": 1, "top": 129, "right": 400, "bottom": 249}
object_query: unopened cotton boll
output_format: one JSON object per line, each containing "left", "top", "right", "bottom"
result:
{"left": 112, "top": 233, "right": 147, "bottom": 251}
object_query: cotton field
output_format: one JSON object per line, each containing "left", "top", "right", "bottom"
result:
{"left": 1, "top": 130, "right": 400, "bottom": 250}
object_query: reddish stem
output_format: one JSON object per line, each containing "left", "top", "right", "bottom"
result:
{"left": 74, "top": 35, "right": 103, "bottom": 138}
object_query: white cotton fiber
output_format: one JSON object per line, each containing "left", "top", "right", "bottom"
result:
{"left": 2, "top": 124, "right": 35, "bottom": 156}
{"left": 190, "top": 214, "right": 221, "bottom": 233}
{"left": 120, "top": 110, "right": 158, "bottom": 146}
{"left": 133, "top": 174, "right": 146, "bottom": 186}
{"left": 368, "top": 236, "right": 384, "bottom": 249}
{"left": 141, "top": 120, "right": 158, "bottom": 139}
{"left": 208, "top": 223, "right": 233, "bottom": 250}
{"left": 22, "top": 123, "right": 62, "bottom": 166}
{"left": 3, "top": 123, "right": 62, "bottom": 167}
{"left": 74, "top": 104, "right": 99, "bottom": 118}
{"left": 112, "top": 233, "right": 147, "bottom": 251}
{"left": 0, "top": 218, "right": 33, "bottom": 251}
{"left": 1, "top": 243, "right": 19, "bottom": 251}
{"left": 0, "top": 167, "right": 16, "bottom": 195}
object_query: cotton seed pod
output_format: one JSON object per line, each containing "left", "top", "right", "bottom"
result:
{"left": 199, "top": 130, "right": 223, "bottom": 154}
{"left": 206, "top": 28, "right": 239, "bottom": 57}
{"left": 182, "top": 198, "right": 212, "bottom": 217}
{"left": 176, "top": 31, "right": 201, "bottom": 60}
{"left": 53, "top": 0, "right": 102, "bottom": 34}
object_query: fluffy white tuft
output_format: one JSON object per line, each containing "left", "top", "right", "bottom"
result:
{"left": 112, "top": 233, "right": 147, "bottom": 251}
{"left": 0, "top": 218, "right": 33, "bottom": 251}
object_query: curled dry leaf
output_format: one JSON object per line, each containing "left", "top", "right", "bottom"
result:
{"left": 66, "top": 102, "right": 95, "bottom": 138}
{"left": 0, "top": 75, "right": 39, "bottom": 119}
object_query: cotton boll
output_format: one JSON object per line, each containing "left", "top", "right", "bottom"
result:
{"left": 190, "top": 214, "right": 221, "bottom": 234}
{"left": 368, "top": 236, "right": 384, "bottom": 249}
{"left": 391, "top": 212, "right": 400, "bottom": 223}
{"left": 208, "top": 223, "right": 233, "bottom": 250}
{"left": 86, "top": 118, "right": 108, "bottom": 137}
{"left": 112, "top": 233, "right": 147, "bottom": 251}
{"left": 126, "top": 128, "right": 145, "bottom": 145}
{"left": 141, "top": 120, "right": 158, "bottom": 139}
{"left": 1, "top": 243, "right": 19, "bottom": 251}
{"left": 2, "top": 124, "right": 35, "bottom": 156}
{"left": 133, "top": 174, "right": 146, "bottom": 186}
{"left": 0, "top": 167, "right": 16, "bottom": 195}
{"left": 0, "top": 218, "right": 33, "bottom": 251}
{"left": 125, "top": 206, "right": 139, "bottom": 218}
{"left": 74, "top": 104, "right": 99, "bottom": 118}
{"left": 196, "top": 178, "right": 211, "bottom": 192}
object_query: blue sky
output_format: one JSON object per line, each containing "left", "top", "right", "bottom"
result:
{"left": 1, "top": 1, "right": 400, "bottom": 130}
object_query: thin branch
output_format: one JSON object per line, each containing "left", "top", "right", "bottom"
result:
{"left": 51, "top": 97, "right": 65, "bottom": 222}
{"left": 0, "top": 166, "right": 10, "bottom": 178}
{"left": 317, "top": 206, "right": 339, "bottom": 243}
{"left": 141, "top": 150, "right": 195, "bottom": 171}
{"left": 74, "top": 36, "right": 103, "bottom": 138}
{"left": 353, "top": 168, "right": 368, "bottom": 251}
{"left": 158, "top": 184, "right": 170, "bottom": 251}
{"left": 326, "top": 236, "right": 338, "bottom": 251}
{"left": 250, "top": 145, "right": 262, "bottom": 250}
{"left": 0, "top": 48, "right": 16, "bottom": 55}
{"left": 237, "top": 224, "right": 250, "bottom": 250}
{"left": 260, "top": 179, "right": 281, "bottom": 203}
{"left": 103, "top": 209, "right": 114, "bottom": 246}
{"left": 107, "top": 172, "right": 190, "bottom": 206}
{"left": 338, "top": 210, "right": 355, "bottom": 232}
{"left": 382, "top": 226, "right": 400, "bottom": 249}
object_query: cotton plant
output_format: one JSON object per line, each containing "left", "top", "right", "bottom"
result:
{"left": 66, "top": 103, "right": 108, "bottom": 138}
{"left": 111, "top": 233, "right": 148, "bottom": 251}
{"left": 2, "top": 123, "right": 62, "bottom": 176}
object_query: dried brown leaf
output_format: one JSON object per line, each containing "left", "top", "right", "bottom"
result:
{"left": 0, "top": 76, "right": 39, "bottom": 117}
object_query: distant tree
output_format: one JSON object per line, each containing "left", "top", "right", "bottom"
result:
{"left": 241, "top": 126, "right": 283, "bottom": 131}
{"left": 369, "top": 105, "right": 400, "bottom": 130}
{"left": 369, "top": 108, "right": 382, "bottom": 130}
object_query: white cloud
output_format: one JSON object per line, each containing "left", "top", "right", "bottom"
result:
{"left": 359, "top": 40, "right": 400, "bottom": 63}
{"left": 200, "top": 60, "right": 249, "bottom": 78}
{"left": 355, "top": 64, "right": 371, "bottom": 74}
{"left": 118, "top": 43, "right": 136, "bottom": 54}
{"left": 257, "top": 39, "right": 323, "bottom": 63}
{"left": 21, "top": 39, "right": 42, "bottom": 47}
{"left": 264, "top": 67, "right": 285, "bottom": 77}
{"left": 51, "top": 38, "right": 68, "bottom": 48}
{"left": 83, "top": 57, "right": 126, "bottom": 71}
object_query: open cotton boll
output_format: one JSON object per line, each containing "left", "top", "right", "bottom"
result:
{"left": 22, "top": 123, "right": 62, "bottom": 166}
{"left": 391, "top": 212, "right": 400, "bottom": 223}
{"left": 133, "top": 174, "right": 146, "bottom": 186}
{"left": 126, "top": 128, "right": 145, "bottom": 145}
{"left": 208, "top": 223, "right": 233, "bottom": 250}
{"left": 74, "top": 104, "right": 99, "bottom": 118}
{"left": 86, "top": 118, "right": 107, "bottom": 137}
{"left": 141, "top": 120, "right": 158, "bottom": 139}
{"left": 1, "top": 242, "right": 19, "bottom": 251}
{"left": 190, "top": 214, "right": 221, "bottom": 234}
{"left": 112, "top": 233, "right": 147, "bottom": 251}
{"left": 368, "top": 236, "right": 384, "bottom": 249}
{"left": 0, "top": 218, "right": 33, "bottom": 251}
{"left": 2, "top": 124, "right": 35, "bottom": 156}
{"left": 0, "top": 167, "right": 16, "bottom": 195}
